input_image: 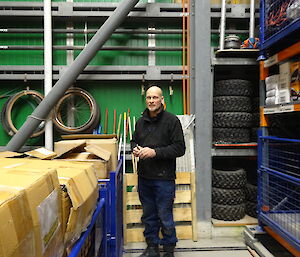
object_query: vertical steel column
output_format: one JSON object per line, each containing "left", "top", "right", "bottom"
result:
{"left": 44, "top": 0, "right": 53, "bottom": 150}
{"left": 193, "top": 0, "right": 213, "bottom": 237}
{"left": 249, "top": 0, "right": 255, "bottom": 38}
{"left": 219, "top": 0, "right": 226, "bottom": 50}
{"left": 5, "top": 0, "right": 140, "bottom": 151}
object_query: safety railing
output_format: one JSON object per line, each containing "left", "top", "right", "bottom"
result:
{"left": 259, "top": 136, "right": 300, "bottom": 178}
{"left": 258, "top": 169, "right": 300, "bottom": 251}
{"left": 258, "top": 135, "right": 300, "bottom": 252}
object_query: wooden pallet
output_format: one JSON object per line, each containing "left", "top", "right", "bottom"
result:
{"left": 123, "top": 172, "right": 197, "bottom": 244}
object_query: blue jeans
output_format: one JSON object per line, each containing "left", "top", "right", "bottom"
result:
{"left": 138, "top": 176, "right": 177, "bottom": 245}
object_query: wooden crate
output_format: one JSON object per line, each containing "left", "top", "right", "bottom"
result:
{"left": 123, "top": 172, "right": 197, "bottom": 243}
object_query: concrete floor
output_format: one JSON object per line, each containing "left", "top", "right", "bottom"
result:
{"left": 123, "top": 237, "right": 252, "bottom": 257}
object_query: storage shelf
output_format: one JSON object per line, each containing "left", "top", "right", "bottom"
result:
{"left": 263, "top": 41, "right": 300, "bottom": 68}
{"left": 212, "top": 143, "right": 257, "bottom": 156}
{"left": 212, "top": 57, "right": 258, "bottom": 66}
{"left": 0, "top": 65, "right": 184, "bottom": 81}
{"left": 0, "top": 2, "right": 257, "bottom": 19}
{"left": 263, "top": 102, "right": 300, "bottom": 114}
{"left": 0, "top": 2, "right": 183, "bottom": 18}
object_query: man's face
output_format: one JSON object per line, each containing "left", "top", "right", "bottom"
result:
{"left": 146, "top": 87, "right": 163, "bottom": 113}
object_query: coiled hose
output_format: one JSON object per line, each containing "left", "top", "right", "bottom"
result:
{"left": 1, "top": 87, "right": 100, "bottom": 137}
{"left": 1, "top": 89, "right": 45, "bottom": 138}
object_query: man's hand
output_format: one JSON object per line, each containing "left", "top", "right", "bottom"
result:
{"left": 133, "top": 146, "right": 156, "bottom": 159}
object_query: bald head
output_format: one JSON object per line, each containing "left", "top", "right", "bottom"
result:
{"left": 146, "top": 86, "right": 163, "bottom": 97}
{"left": 146, "top": 86, "right": 164, "bottom": 117}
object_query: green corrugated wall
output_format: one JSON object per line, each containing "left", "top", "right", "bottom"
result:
{"left": 0, "top": 0, "right": 184, "bottom": 146}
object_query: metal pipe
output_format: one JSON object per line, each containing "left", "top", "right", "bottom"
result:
{"left": 0, "top": 45, "right": 184, "bottom": 51}
{"left": 219, "top": 0, "right": 226, "bottom": 50}
{"left": 5, "top": 0, "right": 140, "bottom": 151}
{"left": 249, "top": 0, "right": 255, "bottom": 38}
{"left": 44, "top": 0, "right": 53, "bottom": 151}
{"left": 0, "top": 28, "right": 182, "bottom": 34}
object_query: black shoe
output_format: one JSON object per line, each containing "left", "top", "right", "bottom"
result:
{"left": 139, "top": 245, "right": 160, "bottom": 257}
{"left": 162, "top": 244, "right": 175, "bottom": 257}
{"left": 162, "top": 253, "right": 174, "bottom": 257}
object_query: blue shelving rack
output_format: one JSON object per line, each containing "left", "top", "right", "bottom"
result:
{"left": 260, "top": 0, "right": 300, "bottom": 51}
{"left": 258, "top": 0, "right": 300, "bottom": 253}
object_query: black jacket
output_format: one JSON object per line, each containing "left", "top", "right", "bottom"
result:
{"left": 130, "top": 108, "right": 185, "bottom": 180}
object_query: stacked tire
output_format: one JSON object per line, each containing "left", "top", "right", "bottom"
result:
{"left": 245, "top": 183, "right": 258, "bottom": 218}
{"left": 251, "top": 97, "right": 260, "bottom": 142}
{"left": 213, "top": 79, "right": 253, "bottom": 143}
{"left": 212, "top": 167, "right": 247, "bottom": 221}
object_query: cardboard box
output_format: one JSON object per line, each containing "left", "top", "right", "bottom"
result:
{"left": 54, "top": 140, "right": 86, "bottom": 158}
{"left": 0, "top": 158, "right": 98, "bottom": 248}
{"left": 62, "top": 152, "right": 108, "bottom": 179}
{"left": 279, "top": 62, "right": 291, "bottom": 103}
{"left": 86, "top": 138, "right": 118, "bottom": 171}
{"left": 290, "top": 61, "right": 300, "bottom": 102}
{"left": 0, "top": 151, "right": 25, "bottom": 158}
{"left": 0, "top": 188, "right": 35, "bottom": 257}
{"left": 57, "top": 167, "right": 98, "bottom": 247}
{"left": 25, "top": 147, "right": 57, "bottom": 160}
{"left": 54, "top": 138, "right": 117, "bottom": 176}
{"left": 0, "top": 168, "right": 63, "bottom": 257}
{"left": 265, "top": 74, "right": 279, "bottom": 91}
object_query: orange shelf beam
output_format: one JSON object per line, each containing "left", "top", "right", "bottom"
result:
{"left": 278, "top": 41, "right": 300, "bottom": 63}
{"left": 264, "top": 226, "right": 300, "bottom": 257}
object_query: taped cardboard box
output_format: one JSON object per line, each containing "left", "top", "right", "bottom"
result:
{"left": 55, "top": 138, "right": 118, "bottom": 171}
{"left": 86, "top": 138, "right": 118, "bottom": 171}
{"left": 54, "top": 140, "right": 86, "bottom": 158}
{"left": 0, "top": 188, "right": 35, "bottom": 257}
{"left": 0, "top": 158, "right": 98, "bottom": 248}
{"left": 0, "top": 168, "right": 64, "bottom": 257}
{"left": 62, "top": 152, "right": 109, "bottom": 179}
{"left": 57, "top": 167, "right": 98, "bottom": 248}
{"left": 54, "top": 142, "right": 112, "bottom": 179}
{"left": 25, "top": 147, "right": 57, "bottom": 160}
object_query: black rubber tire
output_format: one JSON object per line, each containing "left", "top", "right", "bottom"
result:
{"left": 213, "top": 128, "right": 250, "bottom": 143}
{"left": 252, "top": 97, "right": 259, "bottom": 112}
{"left": 252, "top": 112, "right": 260, "bottom": 127}
{"left": 245, "top": 201, "right": 257, "bottom": 218}
{"left": 214, "top": 79, "right": 253, "bottom": 97}
{"left": 213, "top": 112, "right": 252, "bottom": 128}
{"left": 212, "top": 187, "right": 245, "bottom": 205}
{"left": 213, "top": 96, "right": 252, "bottom": 112}
{"left": 212, "top": 203, "right": 245, "bottom": 221}
{"left": 212, "top": 168, "right": 246, "bottom": 189}
{"left": 250, "top": 127, "right": 258, "bottom": 142}
{"left": 245, "top": 183, "right": 258, "bottom": 202}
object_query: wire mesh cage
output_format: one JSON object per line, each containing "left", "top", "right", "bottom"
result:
{"left": 261, "top": 136, "right": 300, "bottom": 178}
{"left": 259, "top": 169, "right": 300, "bottom": 250}
{"left": 262, "top": 0, "right": 300, "bottom": 44}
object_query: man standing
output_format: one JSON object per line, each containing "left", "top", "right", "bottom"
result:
{"left": 131, "top": 85, "right": 186, "bottom": 257}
